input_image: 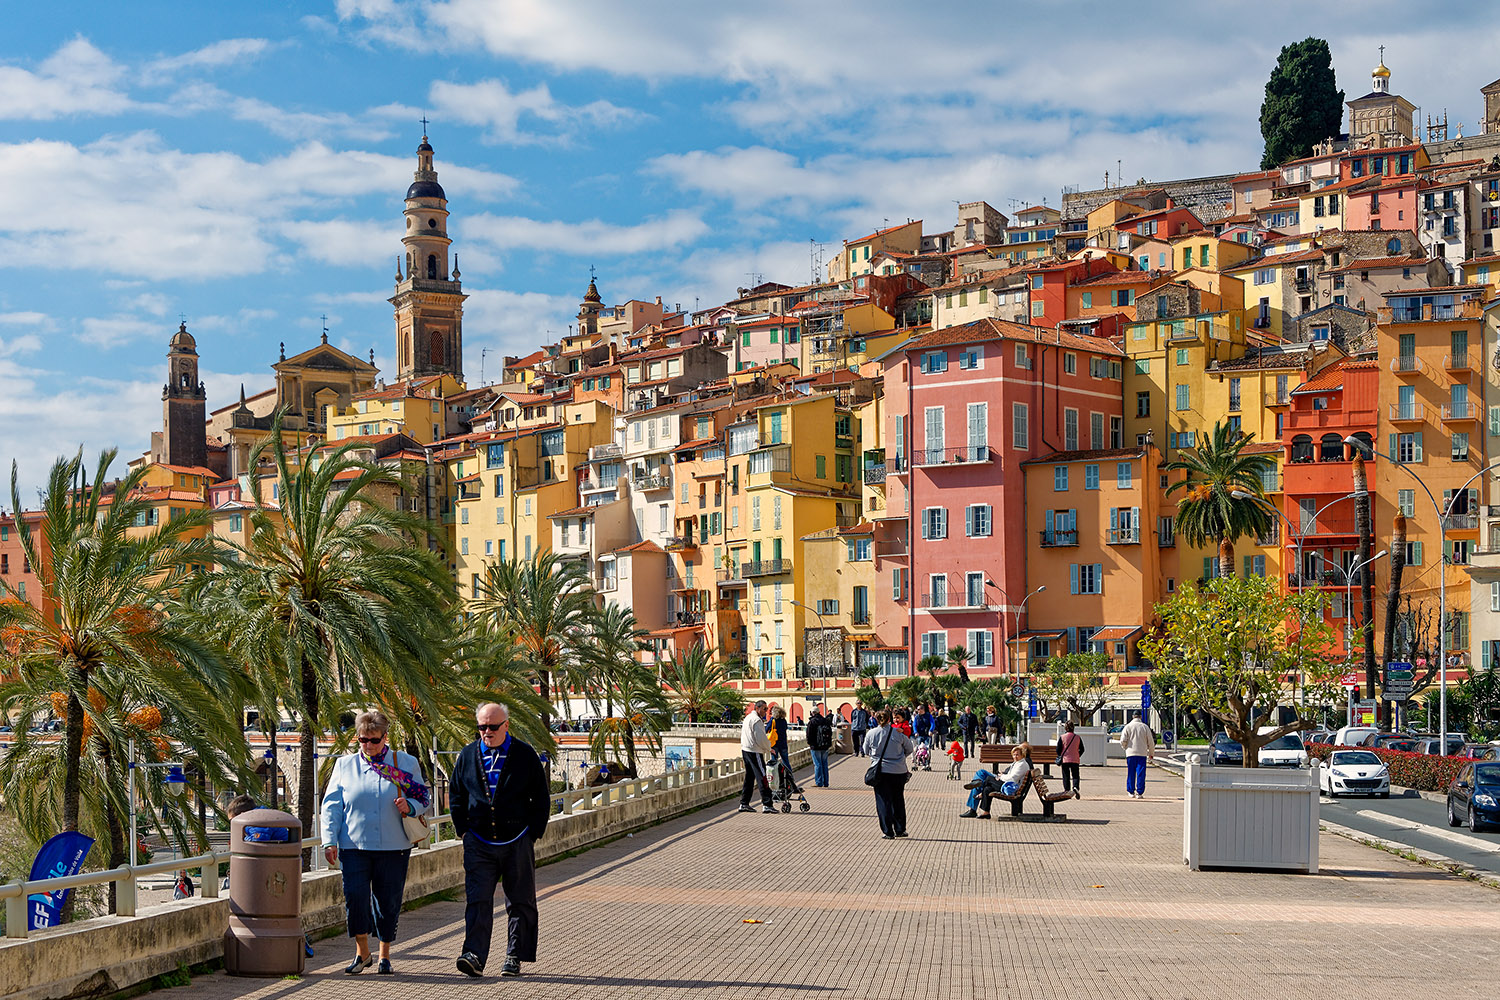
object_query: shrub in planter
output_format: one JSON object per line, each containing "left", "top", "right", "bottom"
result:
{"left": 1307, "top": 742, "right": 1466, "bottom": 792}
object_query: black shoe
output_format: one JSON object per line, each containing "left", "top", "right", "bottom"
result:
{"left": 345, "top": 955, "right": 374, "bottom": 975}
{"left": 959, "top": 808, "right": 977, "bottom": 818}
{"left": 895, "top": 831, "right": 909, "bottom": 838}
{"left": 501, "top": 956, "right": 521, "bottom": 978}
{"left": 377, "top": 959, "right": 393, "bottom": 975}
{"left": 456, "top": 953, "right": 483, "bottom": 978}
{"left": 762, "top": 805, "right": 777, "bottom": 813}
{"left": 737, "top": 804, "right": 754, "bottom": 813}
{"left": 962, "top": 778, "right": 984, "bottom": 790}
{"left": 881, "top": 832, "right": 895, "bottom": 839}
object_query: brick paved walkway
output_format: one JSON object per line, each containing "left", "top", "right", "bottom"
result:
{"left": 184, "top": 759, "right": 1500, "bottom": 999}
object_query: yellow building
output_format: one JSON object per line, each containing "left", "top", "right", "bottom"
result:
{"left": 326, "top": 374, "right": 466, "bottom": 445}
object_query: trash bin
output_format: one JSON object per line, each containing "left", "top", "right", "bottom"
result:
{"left": 224, "top": 808, "right": 305, "bottom": 977}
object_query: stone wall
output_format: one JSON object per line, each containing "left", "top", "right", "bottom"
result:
{"left": 1062, "top": 173, "right": 1238, "bottom": 224}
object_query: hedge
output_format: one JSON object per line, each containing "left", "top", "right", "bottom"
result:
{"left": 1307, "top": 742, "right": 1465, "bottom": 792}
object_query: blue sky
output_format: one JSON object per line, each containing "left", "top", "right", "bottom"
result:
{"left": 2, "top": 1, "right": 1499, "bottom": 500}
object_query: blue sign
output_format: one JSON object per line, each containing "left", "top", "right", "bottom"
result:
{"left": 1027, "top": 689, "right": 1038, "bottom": 719}
{"left": 1141, "top": 680, "right": 1152, "bottom": 712}
{"left": 27, "top": 832, "right": 94, "bottom": 930}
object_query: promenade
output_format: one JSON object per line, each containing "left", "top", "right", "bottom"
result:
{"left": 181, "top": 758, "right": 1500, "bottom": 1000}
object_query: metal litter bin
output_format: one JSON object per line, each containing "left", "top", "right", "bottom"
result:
{"left": 224, "top": 808, "right": 305, "bottom": 977}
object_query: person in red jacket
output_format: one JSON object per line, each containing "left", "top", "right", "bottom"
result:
{"left": 944, "top": 737, "right": 966, "bottom": 780}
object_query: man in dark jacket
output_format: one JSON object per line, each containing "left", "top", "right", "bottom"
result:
{"left": 806, "top": 704, "right": 834, "bottom": 787}
{"left": 453, "top": 703, "right": 550, "bottom": 980}
{"left": 960, "top": 708, "right": 979, "bottom": 757}
{"left": 850, "top": 702, "right": 871, "bottom": 757}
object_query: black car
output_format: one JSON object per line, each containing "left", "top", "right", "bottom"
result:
{"left": 1210, "top": 732, "right": 1243, "bottom": 766}
{"left": 1447, "top": 761, "right": 1500, "bottom": 832}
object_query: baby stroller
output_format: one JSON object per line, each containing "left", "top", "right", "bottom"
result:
{"left": 768, "top": 753, "right": 811, "bottom": 813}
{"left": 912, "top": 744, "right": 933, "bottom": 771}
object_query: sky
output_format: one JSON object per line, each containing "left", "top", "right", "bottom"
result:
{"left": 2, "top": 1, "right": 1499, "bottom": 502}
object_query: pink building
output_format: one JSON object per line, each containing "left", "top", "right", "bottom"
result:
{"left": 870, "top": 318, "right": 1125, "bottom": 678}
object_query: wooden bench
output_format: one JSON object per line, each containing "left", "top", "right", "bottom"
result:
{"left": 978, "top": 771, "right": 1033, "bottom": 817}
{"left": 1026, "top": 771, "right": 1073, "bottom": 820}
{"left": 979, "top": 743, "right": 1059, "bottom": 776}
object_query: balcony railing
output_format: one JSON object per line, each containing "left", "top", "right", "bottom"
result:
{"left": 664, "top": 535, "right": 696, "bottom": 551}
{"left": 1442, "top": 402, "right": 1478, "bottom": 421}
{"left": 851, "top": 613, "right": 871, "bottom": 626}
{"left": 1159, "top": 534, "right": 1175, "bottom": 548}
{"left": 1390, "top": 355, "right": 1426, "bottom": 376}
{"left": 1388, "top": 402, "right": 1425, "bottom": 422}
{"left": 633, "top": 473, "right": 671, "bottom": 491}
{"left": 920, "top": 592, "right": 988, "bottom": 611}
{"left": 912, "top": 445, "right": 994, "bottom": 467}
{"left": 1293, "top": 277, "right": 1313, "bottom": 293}
{"left": 716, "top": 568, "right": 748, "bottom": 586}
{"left": 1380, "top": 299, "right": 1484, "bottom": 324}
{"left": 670, "top": 611, "right": 706, "bottom": 626}
{"left": 589, "top": 443, "right": 623, "bottom": 461}
{"left": 1445, "top": 353, "right": 1475, "bottom": 372}
{"left": 875, "top": 538, "right": 908, "bottom": 557}
{"left": 1106, "top": 526, "right": 1140, "bottom": 545}
{"left": 742, "top": 559, "right": 792, "bottom": 578}
{"left": 1039, "top": 530, "right": 1079, "bottom": 547}
{"left": 863, "top": 463, "right": 887, "bottom": 485}
{"left": 1264, "top": 390, "right": 1292, "bottom": 406}
{"left": 836, "top": 514, "right": 860, "bottom": 528}
{"left": 1444, "top": 513, "right": 1479, "bottom": 532}
{"left": 595, "top": 575, "right": 617, "bottom": 593}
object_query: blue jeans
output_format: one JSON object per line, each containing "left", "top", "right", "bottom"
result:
{"left": 966, "top": 769, "right": 994, "bottom": 811}
{"left": 339, "top": 848, "right": 410, "bottom": 942}
{"left": 1126, "top": 755, "right": 1148, "bottom": 796}
{"left": 811, "top": 749, "right": 829, "bottom": 786}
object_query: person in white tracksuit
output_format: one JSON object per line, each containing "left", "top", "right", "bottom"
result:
{"left": 1120, "top": 712, "right": 1155, "bottom": 799}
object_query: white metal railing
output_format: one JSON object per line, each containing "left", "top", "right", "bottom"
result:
{"left": 1, "top": 757, "right": 756, "bottom": 941}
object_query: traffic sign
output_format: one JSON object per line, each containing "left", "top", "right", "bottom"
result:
{"left": 1011, "top": 683, "right": 1026, "bottom": 697}
{"left": 1141, "top": 680, "right": 1152, "bottom": 712}
{"left": 1382, "top": 661, "right": 1414, "bottom": 699}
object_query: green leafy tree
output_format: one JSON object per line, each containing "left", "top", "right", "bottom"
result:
{"left": 1259, "top": 38, "right": 1344, "bottom": 168}
{"left": 1138, "top": 576, "right": 1340, "bottom": 767}
{"left": 1038, "top": 652, "right": 1110, "bottom": 724}
{"left": 661, "top": 645, "right": 743, "bottom": 723}
{"left": 1165, "top": 422, "right": 1275, "bottom": 579}
{"left": 199, "top": 421, "right": 455, "bottom": 857}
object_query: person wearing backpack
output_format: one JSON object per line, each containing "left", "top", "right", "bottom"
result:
{"left": 850, "top": 702, "right": 871, "bottom": 757}
{"left": 806, "top": 704, "right": 834, "bottom": 787}
{"left": 1055, "top": 721, "right": 1085, "bottom": 799}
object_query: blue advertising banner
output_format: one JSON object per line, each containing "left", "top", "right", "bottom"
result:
{"left": 27, "top": 832, "right": 94, "bottom": 930}
{"left": 1141, "top": 680, "right": 1152, "bottom": 712}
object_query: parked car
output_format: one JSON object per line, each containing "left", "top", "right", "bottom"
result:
{"left": 1306, "top": 729, "right": 1333, "bottom": 745}
{"left": 1371, "top": 733, "right": 1421, "bottom": 753}
{"left": 1320, "top": 749, "right": 1390, "bottom": 798}
{"left": 1447, "top": 761, "right": 1500, "bottom": 832}
{"left": 1333, "top": 725, "right": 1379, "bottom": 747}
{"left": 1257, "top": 728, "right": 1309, "bottom": 767}
{"left": 1209, "top": 732, "right": 1243, "bottom": 766}
{"left": 1459, "top": 743, "right": 1498, "bottom": 761}
{"left": 1411, "top": 735, "right": 1466, "bottom": 756}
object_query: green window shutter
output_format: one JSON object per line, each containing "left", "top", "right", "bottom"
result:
{"left": 816, "top": 455, "right": 826, "bottom": 478}
{"left": 1094, "top": 564, "right": 1103, "bottom": 593}
{"left": 1412, "top": 541, "right": 1423, "bottom": 566}
{"left": 1243, "top": 555, "right": 1252, "bottom": 579}
{"left": 1070, "top": 564, "right": 1079, "bottom": 594}
{"left": 1388, "top": 434, "right": 1397, "bottom": 460}
{"left": 1203, "top": 557, "right": 1213, "bottom": 579}
{"left": 1414, "top": 432, "right": 1423, "bottom": 461}
{"left": 742, "top": 330, "right": 751, "bottom": 347}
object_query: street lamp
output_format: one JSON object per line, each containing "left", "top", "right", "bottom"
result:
{"left": 1346, "top": 436, "right": 1500, "bottom": 750}
{"left": 1228, "top": 488, "right": 1367, "bottom": 590}
{"left": 1007, "top": 585, "right": 1046, "bottom": 740}
{"left": 788, "top": 599, "right": 834, "bottom": 698}
{"left": 1313, "top": 549, "right": 1388, "bottom": 708}
{"left": 127, "top": 738, "right": 188, "bottom": 868}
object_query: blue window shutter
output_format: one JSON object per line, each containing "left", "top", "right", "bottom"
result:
{"left": 1414, "top": 432, "right": 1423, "bottom": 461}
{"left": 1070, "top": 564, "right": 1079, "bottom": 594}
{"left": 1388, "top": 434, "right": 1397, "bottom": 460}
{"left": 1109, "top": 507, "right": 1118, "bottom": 531}
{"left": 1069, "top": 509, "right": 1077, "bottom": 530}
{"left": 1067, "top": 626, "right": 1078, "bottom": 653}
{"left": 1413, "top": 541, "right": 1423, "bottom": 566}
{"left": 1094, "top": 564, "right": 1103, "bottom": 593}
{"left": 966, "top": 505, "right": 975, "bottom": 537}
{"left": 1045, "top": 510, "right": 1055, "bottom": 532}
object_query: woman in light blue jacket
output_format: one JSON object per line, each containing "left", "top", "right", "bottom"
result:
{"left": 320, "top": 710, "right": 428, "bottom": 975}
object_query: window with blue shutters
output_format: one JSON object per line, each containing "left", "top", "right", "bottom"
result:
{"left": 1054, "top": 466, "right": 1069, "bottom": 491}
{"left": 1084, "top": 464, "right": 1099, "bottom": 489}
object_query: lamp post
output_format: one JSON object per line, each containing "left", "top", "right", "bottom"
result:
{"left": 127, "top": 737, "right": 188, "bottom": 868}
{"left": 1008, "top": 585, "right": 1046, "bottom": 740}
{"left": 1229, "top": 488, "right": 1367, "bottom": 590}
{"left": 789, "top": 599, "right": 834, "bottom": 699}
{"left": 1313, "top": 549, "right": 1388, "bottom": 690}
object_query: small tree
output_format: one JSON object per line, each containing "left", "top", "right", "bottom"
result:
{"left": 1137, "top": 575, "right": 1339, "bottom": 767}
{"left": 1259, "top": 37, "right": 1344, "bottom": 168}
{"left": 1038, "top": 652, "right": 1110, "bottom": 724}
{"left": 944, "top": 645, "right": 972, "bottom": 685}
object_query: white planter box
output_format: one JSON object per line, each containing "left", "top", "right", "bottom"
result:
{"left": 1028, "top": 722, "right": 1109, "bottom": 766}
{"left": 1182, "top": 755, "right": 1320, "bottom": 873}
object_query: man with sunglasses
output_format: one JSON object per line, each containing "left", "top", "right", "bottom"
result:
{"left": 451, "top": 702, "right": 549, "bottom": 979}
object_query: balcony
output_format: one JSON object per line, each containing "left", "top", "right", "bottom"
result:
{"left": 920, "top": 592, "right": 990, "bottom": 612}
{"left": 1445, "top": 353, "right": 1476, "bottom": 376}
{"left": 912, "top": 445, "right": 994, "bottom": 468}
{"left": 594, "top": 575, "right": 618, "bottom": 593}
{"left": 1158, "top": 534, "right": 1176, "bottom": 548}
{"left": 1442, "top": 402, "right": 1479, "bottom": 423}
{"left": 1380, "top": 299, "right": 1484, "bottom": 324}
{"left": 1388, "top": 402, "right": 1425, "bottom": 424}
{"left": 741, "top": 558, "right": 792, "bottom": 578}
{"left": 836, "top": 513, "right": 860, "bottom": 528}
{"left": 633, "top": 473, "right": 671, "bottom": 491}
{"left": 1293, "top": 277, "right": 1313, "bottom": 293}
{"left": 1467, "top": 547, "right": 1500, "bottom": 574}
{"left": 1039, "top": 530, "right": 1079, "bottom": 547}
{"left": 716, "top": 568, "right": 748, "bottom": 587}
{"left": 863, "top": 463, "right": 887, "bottom": 486}
{"left": 669, "top": 611, "right": 706, "bottom": 627}
{"left": 581, "top": 475, "right": 621, "bottom": 493}
{"left": 888, "top": 455, "right": 910, "bottom": 475}
{"left": 1265, "top": 390, "right": 1292, "bottom": 407}
{"left": 589, "top": 443, "right": 623, "bottom": 462}
{"left": 1444, "top": 513, "right": 1480, "bottom": 533}
{"left": 1390, "top": 355, "right": 1427, "bottom": 377}
{"left": 664, "top": 535, "right": 696, "bottom": 551}
{"left": 456, "top": 482, "right": 482, "bottom": 501}
{"left": 875, "top": 537, "right": 908, "bottom": 557}
{"left": 1286, "top": 407, "right": 1377, "bottom": 430}
{"left": 1106, "top": 526, "right": 1140, "bottom": 545}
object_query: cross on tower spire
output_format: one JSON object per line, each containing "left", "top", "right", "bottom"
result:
{"left": 589, "top": 263, "right": 597, "bottom": 281}
{"left": 320, "top": 314, "right": 329, "bottom": 344}
{"left": 420, "top": 114, "right": 430, "bottom": 136}
{"left": 1379, "top": 44, "right": 1385, "bottom": 63}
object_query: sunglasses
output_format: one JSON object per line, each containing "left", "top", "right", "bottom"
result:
{"left": 478, "top": 722, "right": 508, "bottom": 732}
{"left": 357, "top": 736, "right": 385, "bottom": 744}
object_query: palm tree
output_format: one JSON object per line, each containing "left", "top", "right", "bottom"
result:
{"left": 579, "top": 603, "right": 647, "bottom": 717}
{"left": 945, "top": 644, "right": 972, "bottom": 685}
{"left": 472, "top": 553, "right": 595, "bottom": 722}
{"left": 661, "top": 645, "right": 743, "bottom": 723}
{"left": 199, "top": 420, "right": 455, "bottom": 858}
{"left": 0, "top": 451, "right": 229, "bottom": 851}
{"left": 1164, "top": 421, "right": 1274, "bottom": 579}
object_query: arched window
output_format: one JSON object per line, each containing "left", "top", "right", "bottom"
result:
{"left": 1319, "top": 433, "right": 1344, "bottom": 462}
{"left": 1291, "top": 434, "right": 1314, "bottom": 463}
{"left": 427, "top": 254, "right": 438, "bottom": 279}
{"left": 1349, "top": 431, "right": 1375, "bottom": 460}
{"left": 1387, "top": 238, "right": 1401, "bottom": 255}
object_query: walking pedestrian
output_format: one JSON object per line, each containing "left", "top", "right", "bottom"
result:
{"left": 320, "top": 710, "right": 429, "bottom": 975}
{"left": 983, "top": 705, "right": 1000, "bottom": 745}
{"left": 452, "top": 702, "right": 550, "bottom": 980}
{"left": 806, "top": 704, "right": 834, "bottom": 787}
{"left": 893, "top": 708, "right": 913, "bottom": 737}
{"left": 934, "top": 708, "right": 951, "bottom": 743}
{"left": 960, "top": 707, "right": 978, "bottom": 757}
{"left": 1056, "top": 722, "right": 1084, "bottom": 799}
{"left": 863, "top": 709, "right": 914, "bottom": 839}
{"left": 737, "top": 700, "right": 775, "bottom": 813}
{"left": 767, "top": 705, "right": 802, "bottom": 793}
{"left": 850, "top": 702, "right": 871, "bottom": 757}
{"left": 1120, "top": 711, "right": 1155, "bottom": 799}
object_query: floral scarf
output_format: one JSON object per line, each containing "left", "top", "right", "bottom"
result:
{"left": 362, "top": 748, "right": 430, "bottom": 808}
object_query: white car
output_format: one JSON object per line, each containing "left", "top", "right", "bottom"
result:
{"left": 1257, "top": 728, "right": 1309, "bottom": 767}
{"left": 1320, "top": 749, "right": 1390, "bottom": 798}
{"left": 1333, "top": 725, "right": 1378, "bottom": 747}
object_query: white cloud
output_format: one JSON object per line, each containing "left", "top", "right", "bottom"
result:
{"left": 412, "top": 79, "right": 639, "bottom": 145}
{"left": 282, "top": 219, "right": 395, "bottom": 267}
{"left": 77, "top": 315, "right": 165, "bottom": 348}
{"left": 462, "top": 288, "right": 576, "bottom": 363}
{"left": 0, "top": 333, "right": 41, "bottom": 357}
{"left": 0, "top": 37, "right": 132, "bottom": 120}
{"left": 144, "top": 38, "right": 275, "bottom": 78}
{"left": 464, "top": 209, "right": 707, "bottom": 257}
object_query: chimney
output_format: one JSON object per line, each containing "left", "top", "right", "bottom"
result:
{"left": 1165, "top": 195, "right": 1175, "bottom": 209}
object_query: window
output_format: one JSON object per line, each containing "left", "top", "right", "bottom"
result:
{"left": 1030, "top": 275, "right": 1044, "bottom": 290}
{"left": 1012, "top": 403, "right": 1028, "bottom": 450}
{"left": 1174, "top": 384, "right": 1189, "bottom": 410}
{"left": 1064, "top": 409, "right": 1078, "bottom": 450}
{"left": 1134, "top": 358, "right": 1149, "bottom": 375}
{"left": 1015, "top": 344, "right": 1031, "bottom": 369}
{"left": 846, "top": 537, "right": 872, "bottom": 561}
{"left": 1084, "top": 464, "right": 1099, "bottom": 490}
{"left": 1054, "top": 466, "right": 1069, "bottom": 491}
{"left": 773, "top": 495, "right": 782, "bottom": 529}
{"left": 1405, "top": 540, "right": 1424, "bottom": 566}
{"left": 460, "top": 537, "right": 469, "bottom": 555}
{"left": 1242, "top": 555, "right": 1266, "bottom": 578}
{"left": 1451, "top": 540, "right": 1471, "bottom": 566}
{"left": 1453, "top": 432, "right": 1470, "bottom": 461}
{"left": 1392, "top": 432, "right": 1423, "bottom": 463}
{"left": 965, "top": 504, "right": 992, "bottom": 537}
{"left": 967, "top": 403, "right": 988, "bottom": 455}
{"left": 966, "top": 629, "right": 994, "bottom": 666}
{"left": 1070, "top": 563, "right": 1103, "bottom": 594}
{"left": 1136, "top": 392, "right": 1150, "bottom": 417}
{"left": 1064, "top": 353, "right": 1077, "bottom": 374}
{"left": 460, "top": 508, "right": 470, "bottom": 525}
{"left": 1397, "top": 489, "right": 1415, "bottom": 517}
{"left": 751, "top": 497, "right": 761, "bottom": 530}
{"left": 920, "top": 351, "right": 948, "bottom": 374}
{"left": 921, "top": 507, "right": 948, "bottom": 539}
{"left": 920, "top": 631, "right": 949, "bottom": 658}
{"left": 958, "top": 347, "right": 983, "bottom": 369}
{"left": 892, "top": 567, "right": 906, "bottom": 600}
{"left": 1116, "top": 463, "right": 1133, "bottom": 488}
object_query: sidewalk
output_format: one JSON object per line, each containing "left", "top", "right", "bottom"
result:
{"left": 178, "top": 757, "right": 1500, "bottom": 1000}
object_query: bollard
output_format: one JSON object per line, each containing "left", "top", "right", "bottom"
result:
{"left": 224, "top": 809, "right": 305, "bottom": 977}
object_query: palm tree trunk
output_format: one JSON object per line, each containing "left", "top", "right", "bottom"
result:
{"left": 61, "top": 682, "right": 85, "bottom": 833}
{"left": 1353, "top": 455, "right": 1377, "bottom": 712}
{"left": 1383, "top": 514, "right": 1408, "bottom": 666}
{"left": 1218, "top": 537, "right": 1234, "bottom": 581}
{"left": 298, "top": 654, "right": 319, "bottom": 871}
{"left": 101, "top": 737, "right": 125, "bottom": 914}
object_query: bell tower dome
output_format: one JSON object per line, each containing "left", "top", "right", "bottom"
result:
{"left": 390, "top": 131, "right": 467, "bottom": 383}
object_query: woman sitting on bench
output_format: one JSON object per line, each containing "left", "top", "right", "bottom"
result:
{"left": 959, "top": 743, "right": 1033, "bottom": 819}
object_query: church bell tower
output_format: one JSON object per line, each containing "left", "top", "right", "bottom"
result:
{"left": 160, "top": 322, "right": 207, "bottom": 469}
{"left": 390, "top": 132, "right": 467, "bottom": 383}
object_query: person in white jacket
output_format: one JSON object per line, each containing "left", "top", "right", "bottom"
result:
{"left": 1120, "top": 712, "right": 1155, "bottom": 799}
{"left": 737, "top": 701, "right": 775, "bottom": 813}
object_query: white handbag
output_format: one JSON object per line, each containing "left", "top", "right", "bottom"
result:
{"left": 402, "top": 812, "right": 430, "bottom": 845}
